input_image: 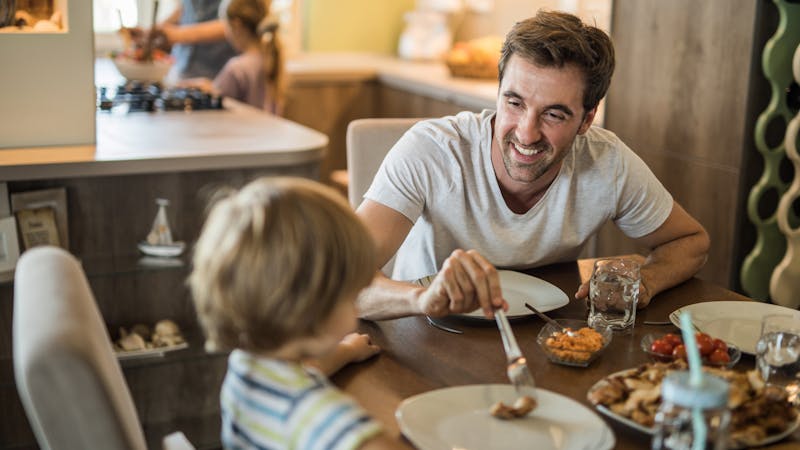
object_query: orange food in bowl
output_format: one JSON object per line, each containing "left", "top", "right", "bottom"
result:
{"left": 545, "top": 327, "right": 604, "bottom": 363}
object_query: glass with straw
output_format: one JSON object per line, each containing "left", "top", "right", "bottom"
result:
{"left": 652, "top": 312, "right": 731, "bottom": 450}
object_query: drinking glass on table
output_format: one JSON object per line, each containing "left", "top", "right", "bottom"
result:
{"left": 756, "top": 314, "right": 800, "bottom": 401}
{"left": 587, "top": 258, "right": 640, "bottom": 334}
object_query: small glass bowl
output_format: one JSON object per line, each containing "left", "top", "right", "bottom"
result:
{"left": 640, "top": 333, "right": 741, "bottom": 369}
{"left": 536, "top": 319, "right": 612, "bottom": 367}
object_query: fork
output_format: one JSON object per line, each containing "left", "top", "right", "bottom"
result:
{"left": 495, "top": 309, "right": 537, "bottom": 398}
{"left": 524, "top": 302, "right": 577, "bottom": 337}
{"left": 426, "top": 316, "right": 463, "bottom": 334}
{"left": 669, "top": 310, "right": 703, "bottom": 333}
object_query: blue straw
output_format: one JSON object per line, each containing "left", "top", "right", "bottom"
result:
{"left": 680, "top": 311, "right": 706, "bottom": 450}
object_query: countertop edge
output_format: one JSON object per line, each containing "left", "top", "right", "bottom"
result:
{"left": 0, "top": 147, "right": 326, "bottom": 181}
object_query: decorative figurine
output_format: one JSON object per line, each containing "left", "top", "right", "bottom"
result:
{"left": 137, "top": 198, "right": 185, "bottom": 257}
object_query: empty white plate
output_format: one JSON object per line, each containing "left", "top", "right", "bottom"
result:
{"left": 670, "top": 301, "right": 800, "bottom": 354}
{"left": 396, "top": 384, "right": 614, "bottom": 450}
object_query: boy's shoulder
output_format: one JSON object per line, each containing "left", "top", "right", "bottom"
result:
{"left": 229, "top": 350, "right": 320, "bottom": 395}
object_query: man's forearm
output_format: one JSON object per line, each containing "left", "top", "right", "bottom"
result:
{"left": 641, "top": 230, "right": 710, "bottom": 298}
{"left": 357, "top": 273, "right": 424, "bottom": 320}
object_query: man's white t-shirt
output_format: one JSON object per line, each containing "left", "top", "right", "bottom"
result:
{"left": 364, "top": 109, "right": 673, "bottom": 282}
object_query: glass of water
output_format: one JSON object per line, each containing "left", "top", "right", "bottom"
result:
{"left": 756, "top": 314, "right": 800, "bottom": 399}
{"left": 587, "top": 258, "right": 640, "bottom": 334}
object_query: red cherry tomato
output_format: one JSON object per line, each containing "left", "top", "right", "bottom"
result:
{"left": 663, "top": 333, "right": 683, "bottom": 346}
{"left": 712, "top": 338, "right": 728, "bottom": 352}
{"left": 695, "top": 333, "right": 714, "bottom": 356}
{"left": 650, "top": 339, "right": 674, "bottom": 356}
{"left": 708, "top": 348, "right": 731, "bottom": 365}
{"left": 672, "top": 344, "right": 687, "bottom": 361}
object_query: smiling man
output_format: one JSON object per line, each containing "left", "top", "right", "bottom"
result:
{"left": 355, "top": 10, "right": 710, "bottom": 320}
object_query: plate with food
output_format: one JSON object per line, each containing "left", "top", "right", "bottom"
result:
{"left": 669, "top": 301, "right": 800, "bottom": 354}
{"left": 640, "top": 332, "right": 741, "bottom": 368}
{"left": 112, "top": 319, "right": 188, "bottom": 360}
{"left": 416, "top": 270, "right": 569, "bottom": 321}
{"left": 587, "top": 362, "right": 800, "bottom": 449}
{"left": 396, "top": 384, "right": 614, "bottom": 450}
{"left": 115, "top": 342, "right": 189, "bottom": 360}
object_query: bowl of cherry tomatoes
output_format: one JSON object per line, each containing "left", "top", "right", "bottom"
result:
{"left": 641, "top": 332, "right": 741, "bottom": 369}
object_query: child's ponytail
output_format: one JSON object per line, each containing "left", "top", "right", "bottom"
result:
{"left": 257, "top": 15, "right": 285, "bottom": 115}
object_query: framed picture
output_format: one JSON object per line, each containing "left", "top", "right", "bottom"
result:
{"left": 0, "top": 216, "right": 20, "bottom": 273}
{"left": 11, "top": 187, "right": 69, "bottom": 250}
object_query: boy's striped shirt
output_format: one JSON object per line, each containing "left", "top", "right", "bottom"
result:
{"left": 221, "top": 350, "right": 382, "bottom": 450}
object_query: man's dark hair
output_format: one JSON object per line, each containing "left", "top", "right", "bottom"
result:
{"left": 498, "top": 10, "right": 615, "bottom": 111}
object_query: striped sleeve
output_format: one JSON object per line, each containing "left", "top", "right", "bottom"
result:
{"left": 287, "top": 379, "right": 383, "bottom": 450}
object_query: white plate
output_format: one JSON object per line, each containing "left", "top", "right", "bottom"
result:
{"left": 115, "top": 342, "right": 188, "bottom": 360}
{"left": 396, "top": 384, "right": 614, "bottom": 450}
{"left": 460, "top": 270, "right": 569, "bottom": 320}
{"left": 588, "top": 368, "right": 800, "bottom": 449}
{"left": 669, "top": 301, "right": 800, "bottom": 354}
{"left": 137, "top": 241, "right": 186, "bottom": 258}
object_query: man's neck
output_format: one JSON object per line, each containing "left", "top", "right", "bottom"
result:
{"left": 498, "top": 173, "right": 557, "bottom": 214}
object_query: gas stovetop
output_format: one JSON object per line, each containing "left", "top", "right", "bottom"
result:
{"left": 97, "top": 81, "right": 224, "bottom": 113}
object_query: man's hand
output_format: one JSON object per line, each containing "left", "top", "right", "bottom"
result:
{"left": 575, "top": 279, "right": 651, "bottom": 309}
{"left": 418, "top": 249, "right": 507, "bottom": 318}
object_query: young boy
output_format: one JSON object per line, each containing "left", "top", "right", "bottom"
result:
{"left": 189, "top": 177, "right": 404, "bottom": 449}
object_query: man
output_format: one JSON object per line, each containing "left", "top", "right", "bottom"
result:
{"left": 355, "top": 10, "right": 710, "bottom": 321}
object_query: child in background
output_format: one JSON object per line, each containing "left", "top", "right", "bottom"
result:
{"left": 188, "top": 177, "right": 404, "bottom": 450}
{"left": 184, "top": 0, "right": 286, "bottom": 113}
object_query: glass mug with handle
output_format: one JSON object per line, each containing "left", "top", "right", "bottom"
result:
{"left": 756, "top": 314, "right": 800, "bottom": 403}
{"left": 587, "top": 258, "right": 640, "bottom": 334}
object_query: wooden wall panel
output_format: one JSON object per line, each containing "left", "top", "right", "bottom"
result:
{"left": 600, "top": 0, "right": 759, "bottom": 288}
{"left": 379, "top": 85, "right": 467, "bottom": 118}
{"left": 284, "top": 80, "right": 379, "bottom": 184}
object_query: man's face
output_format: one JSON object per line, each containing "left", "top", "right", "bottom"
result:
{"left": 493, "top": 54, "right": 596, "bottom": 187}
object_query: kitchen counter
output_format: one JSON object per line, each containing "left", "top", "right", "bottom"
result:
{"left": 0, "top": 100, "right": 328, "bottom": 181}
{"left": 1, "top": 53, "right": 489, "bottom": 182}
{"left": 286, "top": 53, "right": 498, "bottom": 111}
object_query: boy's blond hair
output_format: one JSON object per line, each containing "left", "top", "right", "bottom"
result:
{"left": 188, "top": 177, "right": 377, "bottom": 353}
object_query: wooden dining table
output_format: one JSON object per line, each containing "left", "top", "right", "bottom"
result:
{"left": 332, "top": 258, "right": 800, "bottom": 449}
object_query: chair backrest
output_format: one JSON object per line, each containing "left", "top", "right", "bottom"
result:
{"left": 346, "top": 118, "right": 422, "bottom": 276}
{"left": 13, "top": 246, "right": 148, "bottom": 450}
{"left": 345, "top": 117, "right": 423, "bottom": 209}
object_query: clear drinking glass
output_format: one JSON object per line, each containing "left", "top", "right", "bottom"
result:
{"left": 588, "top": 258, "right": 640, "bottom": 334}
{"left": 755, "top": 314, "right": 800, "bottom": 402}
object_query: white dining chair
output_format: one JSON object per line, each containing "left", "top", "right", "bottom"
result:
{"left": 12, "top": 246, "right": 194, "bottom": 450}
{"left": 346, "top": 118, "right": 423, "bottom": 276}
{"left": 345, "top": 117, "right": 423, "bottom": 209}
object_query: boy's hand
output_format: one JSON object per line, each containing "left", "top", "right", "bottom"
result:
{"left": 338, "top": 332, "right": 380, "bottom": 363}
{"left": 305, "top": 333, "right": 380, "bottom": 376}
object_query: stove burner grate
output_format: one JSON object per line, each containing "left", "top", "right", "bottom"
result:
{"left": 97, "top": 81, "right": 224, "bottom": 113}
